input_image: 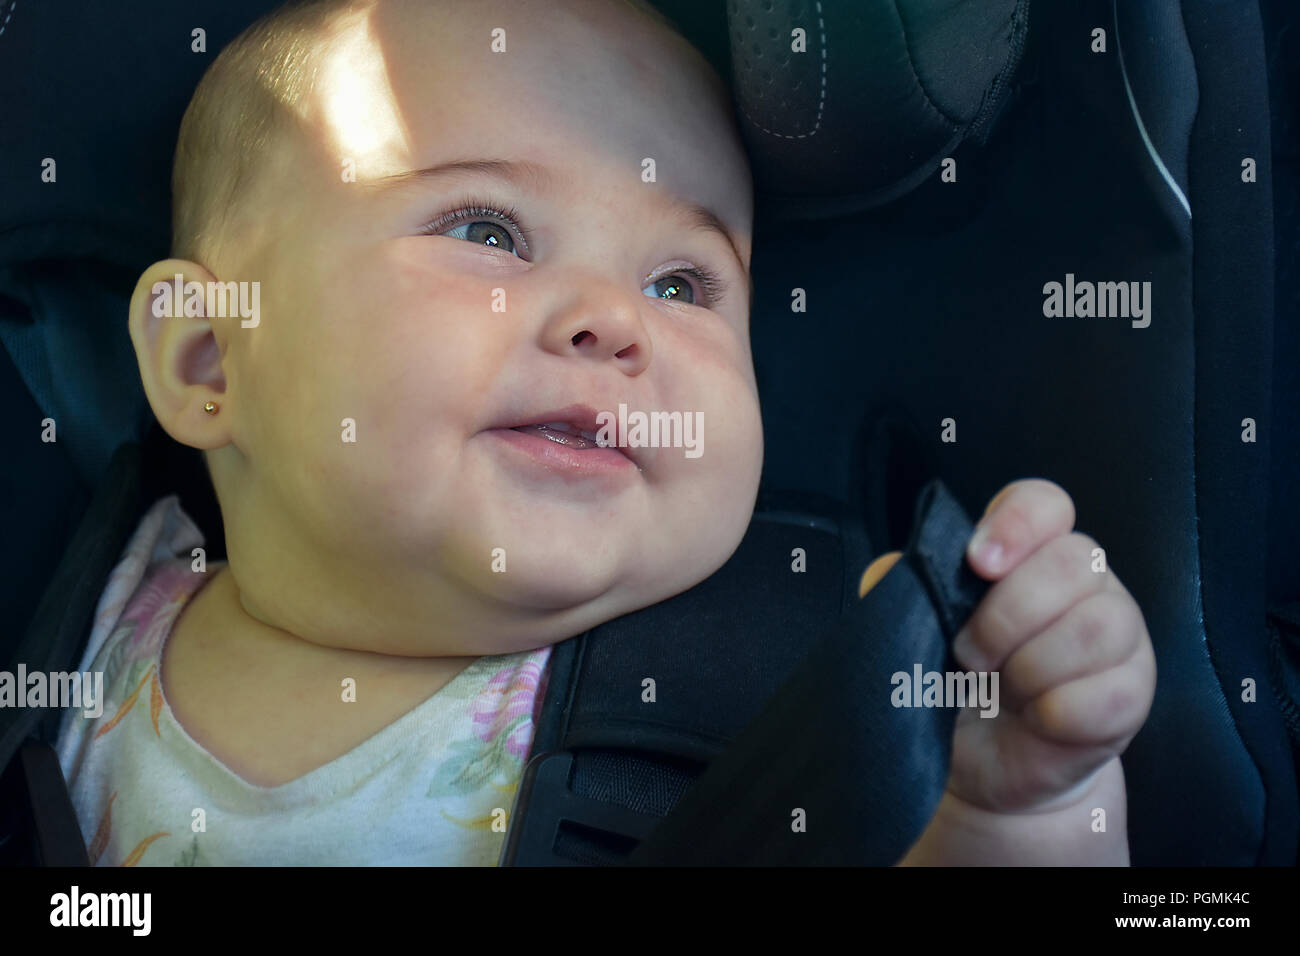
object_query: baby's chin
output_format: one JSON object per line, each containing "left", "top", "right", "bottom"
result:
{"left": 460, "top": 550, "right": 637, "bottom": 615}
{"left": 456, "top": 541, "right": 711, "bottom": 625}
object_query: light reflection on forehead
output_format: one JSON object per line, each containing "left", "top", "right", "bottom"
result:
{"left": 311, "top": 8, "right": 413, "bottom": 179}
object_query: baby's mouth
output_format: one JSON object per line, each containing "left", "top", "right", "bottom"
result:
{"left": 511, "top": 422, "right": 604, "bottom": 450}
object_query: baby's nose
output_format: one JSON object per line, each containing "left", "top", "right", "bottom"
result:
{"left": 538, "top": 281, "right": 653, "bottom": 375}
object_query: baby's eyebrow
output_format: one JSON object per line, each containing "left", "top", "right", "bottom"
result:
{"left": 375, "top": 157, "right": 750, "bottom": 281}
{"left": 376, "top": 158, "right": 555, "bottom": 195}
{"left": 675, "top": 203, "right": 749, "bottom": 284}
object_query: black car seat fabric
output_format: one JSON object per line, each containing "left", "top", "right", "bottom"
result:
{"left": 621, "top": 480, "right": 991, "bottom": 866}
{"left": 1264, "top": 0, "right": 1300, "bottom": 801}
{"left": 0, "top": 1, "right": 268, "bottom": 677}
{"left": 0, "top": 0, "right": 1296, "bottom": 867}
{"left": 501, "top": 491, "right": 858, "bottom": 865}
{"left": 1264, "top": 0, "right": 1300, "bottom": 615}
{"left": 501, "top": 479, "right": 989, "bottom": 866}
{"left": 739, "top": 0, "right": 1297, "bottom": 864}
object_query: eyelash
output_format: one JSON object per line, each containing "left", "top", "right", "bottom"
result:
{"left": 417, "top": 199, "right": 728, "bottom": 308}
{"left": 418, "top": 200, "right": 533, "bottom": 256}
{"left": 653, "top": 263, "right": 727, "bottom": 309}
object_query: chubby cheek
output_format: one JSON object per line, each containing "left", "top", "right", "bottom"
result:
{"left": 358, "top": 279, "right": 503, "bottom": 501}
{"left": 246, "top": 249, "right": 506, "bottom": 539}
{"left": 649, "top": 339, "right": 763, "bottom": 566}
{"left": 700, "top": 382, "right": 763, "bottom": 536}
{"left": 668, "top": 325, "right": 761, "bottom": 476}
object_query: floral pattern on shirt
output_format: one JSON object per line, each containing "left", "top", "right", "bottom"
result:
{"left": 426, "top": 652, "right": 550, "bottom": 829}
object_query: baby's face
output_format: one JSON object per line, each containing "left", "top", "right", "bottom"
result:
{"left": 218, "top": 0, "right": 760, "bottom": 655}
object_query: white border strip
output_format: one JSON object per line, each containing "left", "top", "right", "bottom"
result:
{"left": 1114, "top": 0, "right": 1192, "bottom": 219}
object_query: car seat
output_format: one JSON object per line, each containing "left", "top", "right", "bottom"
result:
{"left": 0, "top": 0, "right": 1296, "bottom": 866}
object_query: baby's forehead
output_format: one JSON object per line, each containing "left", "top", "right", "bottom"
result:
{"left": 294, "top": 0, "right": 749, "bottom": 234}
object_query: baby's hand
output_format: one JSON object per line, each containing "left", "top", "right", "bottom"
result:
{"left": 862, "top": 478, "right": 1157, "bottom": 864}
{"left": 945, "top": 478, "right": 1155, "bottom": 818}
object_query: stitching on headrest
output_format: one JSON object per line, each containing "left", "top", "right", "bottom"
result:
{"left": 735, "top": 0, "right": 829, "bottom": 140}
{"left": 0, "top": 1, "right": 17, "bottom": 40}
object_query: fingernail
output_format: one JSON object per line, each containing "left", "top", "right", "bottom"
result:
{"left": 952, "top": 626, "right": 986, "bottom": 671}
{"left": 967, "top": 522, "right": 1004, "bottom": 573}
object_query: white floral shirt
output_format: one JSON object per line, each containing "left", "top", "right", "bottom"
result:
{"left": 55, "top": 496, "right": 552, "bottom": 866}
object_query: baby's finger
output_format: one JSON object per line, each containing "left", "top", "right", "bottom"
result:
{"left": 953, "top": 531, "right": 1110, "bottom": 672}
{"left": 1022, "top": 640, "right": 1157, "bottom": 747}
{"left": 967, "top": 478, "right": 1076, "bottom": 579}
{"left": 999, "top": 587, "right": 1146, "bottom": 710}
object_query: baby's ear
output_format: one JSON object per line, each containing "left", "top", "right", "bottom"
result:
{"left": 127, "top": 258, "right": 230, "bottom": 451}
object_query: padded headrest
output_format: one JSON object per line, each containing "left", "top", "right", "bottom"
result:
{"left": 0, "top": 0, "right": 1032, "bottom": 273}
{"left": 0, "top": 1, "right": 289, "bottom": 484}
{"left": 0, "top": 2, "right": 277, "bottom": 271}
{"left": 726, "top": 0, "right": 1032, "bottom": 218}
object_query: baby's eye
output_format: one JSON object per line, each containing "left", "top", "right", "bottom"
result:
{"left": 443, "top": 219, "right": 519, "bottom": 255}
{"left": 643, "top": 275, "right": 695, "bottom": 305}
{"left": 420, "top": 203, "right": 530, "bottom": 257}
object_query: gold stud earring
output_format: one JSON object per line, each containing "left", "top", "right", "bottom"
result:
{"left": 203, "top": 401, "right": 219, "bottom": 415}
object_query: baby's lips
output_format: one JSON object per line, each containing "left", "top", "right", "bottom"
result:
{"left": 494, "top": 402, "right": 606, "bottom": 440}
{"left": 488, "top": 400, "right": 657, "bottom": 471}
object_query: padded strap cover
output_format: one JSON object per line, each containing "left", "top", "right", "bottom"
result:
{"left": 626, "top": 478, "right": 988, "bottom": 865}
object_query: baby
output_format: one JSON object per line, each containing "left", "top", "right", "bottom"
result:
{"left": 56, "top": 0, "right": 1155, "bottom": 866}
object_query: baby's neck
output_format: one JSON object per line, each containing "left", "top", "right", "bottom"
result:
{"left": 161, "top": 563, "right": 477, "bottom": 788}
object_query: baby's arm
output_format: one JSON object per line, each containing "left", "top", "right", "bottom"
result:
{"left": 898, "top": 752, "right": 1130, "bottom": 865}
{"left": 875, "top": 479, "right": 1157, "bottom": 865}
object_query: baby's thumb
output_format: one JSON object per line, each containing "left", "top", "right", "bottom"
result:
{"left": 858, "top": 551, "right": 903, "bottom": 598}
